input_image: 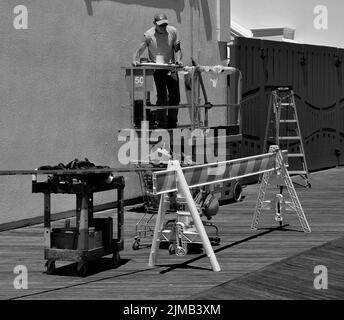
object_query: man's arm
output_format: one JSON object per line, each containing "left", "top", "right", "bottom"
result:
{"left": 175, "top": 44, "right": 183, "bottom": 65}
{"left": 173, "top": 30, "right": 183, "bottom": 65}
{"left": 132, "top": 40, "right": 148, "bottom": 66}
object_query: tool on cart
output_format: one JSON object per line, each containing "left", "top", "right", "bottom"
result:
{"left": 32, "top": 159, "right": 125, "bottom": 277}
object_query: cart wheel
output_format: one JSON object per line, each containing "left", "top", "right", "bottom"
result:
{"left": 72, "top": 262, "right": 88, "bottom": 277}
{"left": 132, "top": 239, "right": 140, "bottom": 250}
{"left": 168, "top": 244, "right": 176, "bottom": 255}
{"left": 45, "top": 260, "right": 56, "bottom": 275}
{"left": 233, "top": 182, "right": 243, "bottom": 202}
{"left": 112, "top": 251, "right": 121, "bottom": 268}
{"left": 176, "top": 246, "right": 187, "bottom": 256}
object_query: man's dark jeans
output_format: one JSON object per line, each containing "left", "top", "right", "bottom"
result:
{"left": 153, "top": 69, "right": 180, "bottom": 128}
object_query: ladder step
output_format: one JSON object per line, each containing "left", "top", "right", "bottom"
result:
{"left": 280, "top": 119, "right": 297, "bottom": 123}
{"left": 279, "top": 136, "right": 301, "bottom": 140}
{"left": 280, "top": 103, "right": 294, "bottom": 106}
{"left": 288, "top": 153, "right": 305, "bottom": 158}
{"left": 289, "top": 171, "right": 308, "bottom": 175}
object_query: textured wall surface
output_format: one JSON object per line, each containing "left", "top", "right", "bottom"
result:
{"left": 231, "top": 37, "right": 344, "bottom": 171}
{"left": 0, "top": 0, "right": 230, "bottom": 223}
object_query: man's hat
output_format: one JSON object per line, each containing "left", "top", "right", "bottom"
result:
{"left": 154, "top": 13, "right": 168, "bottom": 26}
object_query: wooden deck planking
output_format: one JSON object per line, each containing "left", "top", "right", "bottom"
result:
{"left": 0, "top": 167, "right": 343, "bottom": 300}
{"left": 192, "top": 236, "right": 344, "bottom": 299}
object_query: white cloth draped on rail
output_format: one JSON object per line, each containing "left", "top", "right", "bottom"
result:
{"left": 183, "top": 65, "right": 237, "bottom": 88}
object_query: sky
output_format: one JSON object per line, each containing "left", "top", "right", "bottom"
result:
{"left": 232, "top": 0, "right": 344, "bottom": 48}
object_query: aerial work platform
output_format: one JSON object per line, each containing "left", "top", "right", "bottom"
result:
{"left": 122, "top": 63, "right": 244, "bottom": 205}
{"left": 123, "top": 63, "right": 242, "bottom": 131}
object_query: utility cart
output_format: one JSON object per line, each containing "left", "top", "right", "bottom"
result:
{"left": 32, "top": 173, "right": 125, "bottom": 277}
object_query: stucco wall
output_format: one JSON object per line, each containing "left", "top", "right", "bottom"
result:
{"left": 0, "top": 0, "right": 230, "bottom": 224}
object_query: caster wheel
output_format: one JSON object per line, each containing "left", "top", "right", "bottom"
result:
{"left": 72, "top": 262, "right": 88, "bottom": 277}
{"left": 176, "top": 246, "right": 187, "bottom": 256}
{"left": 168, "top": 244, "right": 176, "bottom": 255}
{"left": 132, "top": 240, "right": 140, "bottom": 250}
{"left": 45, "top": 260, "right": 56, "bottom": 275}
{"left": 112, "top": 251, "right": 121, "bottom": 268}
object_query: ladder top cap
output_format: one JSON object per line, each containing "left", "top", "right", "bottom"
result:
{"left": 264, "top": 85, "right": 293, "bottom": 90}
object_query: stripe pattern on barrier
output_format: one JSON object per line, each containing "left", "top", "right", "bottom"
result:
{"left": 153, "top": 151, "right": 288, "bottom": 195}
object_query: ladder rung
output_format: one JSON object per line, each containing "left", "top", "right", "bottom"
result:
{"left": 279, "top": 136, "right": 301, "bottom": 140}
{"left": 289, "top": 171, "right": 308, "bottom": 175}
{"left": 288, "top": 153, "right": 305, "bottom": 157}
{"left": 280, "top": 119, "right": 297, "bottom": 123}
{"left": 280, "top": 103, "right": 294, "bottom": 106}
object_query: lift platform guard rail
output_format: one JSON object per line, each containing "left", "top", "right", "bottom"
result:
{"left": 123, "top": 63, "right": 243, "bottom": 130}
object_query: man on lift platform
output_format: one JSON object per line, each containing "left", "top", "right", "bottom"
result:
{"left": 132, "top": 13, "right": 183, "bottom": 129}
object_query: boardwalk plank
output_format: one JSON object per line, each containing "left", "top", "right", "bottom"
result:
{"left": 192, "top": 236, "right": 344, "bottom": 300}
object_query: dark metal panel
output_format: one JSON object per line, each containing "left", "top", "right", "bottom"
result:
{"left": 335, "top": 49, "right": 344, "bottom": 166}
{"left": 231, "top": 37, "right": 344, "bottom": 171}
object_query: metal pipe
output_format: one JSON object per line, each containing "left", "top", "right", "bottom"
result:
{"left": 216, "top": 0, "right": 221, "bottom": 41}
{"left": 143, "top": 68, "right": 147, "bottom": 121}
{"left": 131, "top": 68, "right": 135, "bottom": 127}
{"left": 190, "top": 2, "right": 194, "bottom": 61}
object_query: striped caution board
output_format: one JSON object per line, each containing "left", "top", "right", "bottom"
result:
{"left": 153, "top": 151, "right": 288, "bottom": 195}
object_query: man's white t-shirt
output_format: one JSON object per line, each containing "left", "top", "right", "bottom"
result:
{"left": 144, "top": 26, "right": 180, "bottom": 63}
